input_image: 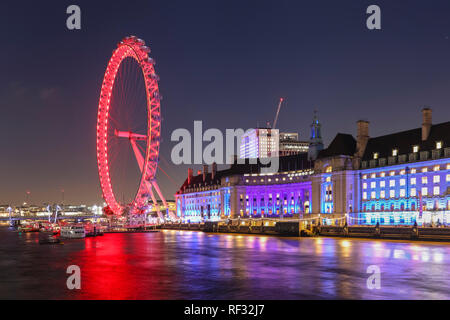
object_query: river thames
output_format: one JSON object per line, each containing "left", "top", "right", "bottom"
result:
{"left": 0, "top": 226, "right": 449, "bottom": 299}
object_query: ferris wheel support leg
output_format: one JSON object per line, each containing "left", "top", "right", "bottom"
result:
{"left": 129, "top": 140, "right": 164, "bottom": 221}
{"left": 146, "top": 181, "right": 163, "bottom": 221}
{"left": 151, "top": 180, "right": 177, "bottom": 221}
{"left": 151, "top": 180, "right": 167, "bottom": 208}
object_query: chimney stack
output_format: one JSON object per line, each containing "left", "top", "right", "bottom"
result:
{"left": 356, "top": 120, "right": 369, "bottom": 158}
{"left": 422, "top": 107, "right": 432, "bottom": 141}
{"left": 187, "top": 168, "right": 193, "bottom": 184}
{"left": 203, "top": 165, "right": 208, "bottom": 182}
{"left": 211, "top": 162, "right": 217, "bottom": 180}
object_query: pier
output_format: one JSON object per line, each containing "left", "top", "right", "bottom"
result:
{"left": 160, "top": 219, "right": 450, "bottom": 241}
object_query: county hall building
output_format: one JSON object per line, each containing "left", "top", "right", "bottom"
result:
{"left": 175, "top": 109, "right": 450, "bottom": 225}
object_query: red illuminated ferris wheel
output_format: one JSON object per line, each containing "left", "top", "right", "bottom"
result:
{"left": 96, "top": 36, "right": 166, "bottom": 216}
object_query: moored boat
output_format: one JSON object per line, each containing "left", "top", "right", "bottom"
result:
{"left": 39, "top": 232, "right": 62, "bottom": 244}
{"left": 60, "top": 224, "right": 85, "bottom": 239}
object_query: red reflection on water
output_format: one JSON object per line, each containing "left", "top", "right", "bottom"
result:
{"left": 69, "top": 234, "right": 169, "bottom": 300}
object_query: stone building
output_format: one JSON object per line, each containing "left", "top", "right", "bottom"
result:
{"left": 175, "top": 109, "right": 450, "bottom": 225}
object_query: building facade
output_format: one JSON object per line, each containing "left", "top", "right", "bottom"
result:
{"left": 312, "top": 108, "right": 450, "bottom": 225}
{"left": 239, "top": 128, "right": 279, "bottom": 158}
{"left": 175, "top": 156, "right": 314, "bottom": 222}
{"left": 176, "top": 109, "right": 450, "bottom": 226}
{"left": 279, "top": 132, "right": 309, "bottom": 156}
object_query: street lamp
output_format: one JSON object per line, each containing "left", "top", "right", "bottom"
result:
{"left": 7, "top": 206, "right": 12, "bottom": 227}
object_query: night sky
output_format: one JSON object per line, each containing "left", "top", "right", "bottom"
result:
{"left": 2, "top": 0, "right": 450, "bottom": 205}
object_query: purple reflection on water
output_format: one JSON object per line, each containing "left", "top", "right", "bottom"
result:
{"left": 0, "top": 227, "right": 449, "bottom": 299}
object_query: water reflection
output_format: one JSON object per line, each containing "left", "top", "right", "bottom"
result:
{"left": 1, "top": 227, "right": 450, "bottom": 299}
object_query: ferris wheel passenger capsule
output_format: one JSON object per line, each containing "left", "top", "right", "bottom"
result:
{"left": 153, "top": 92, "right": 162, "bottom": 101}
{"left": 150, "top": 73, "right": 160, "bottom": 81}
{"left": 141, "top": 46, "right": 151, "bottom": 53}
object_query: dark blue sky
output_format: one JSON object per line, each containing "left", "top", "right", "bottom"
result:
{"left": 2, "top": 0, "right": 450, "bottom": 205}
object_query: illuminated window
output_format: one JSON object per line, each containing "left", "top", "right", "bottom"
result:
{"left": 390, "top": 180, "right": 395, "bottom": 187}
{"left": 422, "top": 187, "right": 428, "bottom": 196}
{"left": 392, "top": 149, "right": 398, "bottom": 156}
{"left": 380, "top": 181, "right": 386, "bottom": 187}
{"left": 447, "top": 164, "right": 450, "bottom": 170}
{"left": 447, "top": 174, "right": 450, "bottom": 182}
{"left": 422, "top": 177, "right": 428, "bottom": 184}
{"left": 436, "top": 141, "right": 443, "bottom": 149}
{"left": 371, "top": 181, "right": 376, "bottom": 188}
{"left": 390, "top": 171, "right": 396, "bottom": 176}
{"left": 433, "top": 165, "right": 440, "bottom": 171}
{"left": 433, "top": 175, "right": 440, "bottom": 183}
{"left": 371, "top": 173, "right": 376, "bottom": 178}
{"left": 380, "top": 190, "right": 386, "bottom": 198}
{"left": 400, "top": 169, "right": 405, "bottom": 175}
{"left": 371, "top": 191, "right": 376, "bottom": 199}
{"left": 411, "top": 178, "right": 417, "bottom": 185}
{"left": 363, "top": 192, "right": 367, "bottom": 200}
{"left": 433, "top": 186, "right": 440, "bottom": 196}
{"left": 422, "top": 167, "right": 428, "bottom": 173}
{"left": 411, "top": 168, "right": 417, "bottom": 174}
{"left": 373, "top": 153, "right": 379, "bottom": 159}
{"left": 362, "top": 175, "right": 368, "bottom": 179}
{"left": 400, "top": 189, "right": 406, "bottom": 197}
{"left": 326, "top": 177, "right": 331, "bottom": 182}
{"left": 325, "top": 166, "right": 332, "bottom": 173}
{"left": 363, "top": 183, "right": 368, "bottom": 189}
{"left": 411, "top": 188, "right": 417, "bottom": 197}
{"left": 413, "top": 145, "right": 419, "bottom": 153}
{"left": 399, "top": 178, "right": 405, "bottom": 186}
{"left": 380, "top": 172, "right": 386, "bottom": 177}
{"left": 390, "top": 190, "right": 395, "bottom": 198}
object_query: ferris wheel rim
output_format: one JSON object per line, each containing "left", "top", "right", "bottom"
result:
{"left": 96, "top": 36, "right": 161, "bottom": 215}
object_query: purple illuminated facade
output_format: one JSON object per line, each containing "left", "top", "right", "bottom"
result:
{"left": 175, "top": 157, "right": 314, "bottom": 223}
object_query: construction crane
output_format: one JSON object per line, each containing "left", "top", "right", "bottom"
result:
{"left": 272, "top": 98, "right": 284, "bottom": 129}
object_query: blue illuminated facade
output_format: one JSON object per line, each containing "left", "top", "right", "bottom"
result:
{"left": 357, "top": 158, "right": 450, "bottom": 225}
{"left": 312, "top": 108, "right": 450, "bottom": 226}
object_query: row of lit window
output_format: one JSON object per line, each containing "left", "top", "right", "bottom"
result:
{"left": 185, "top": 198, "right": 220, "bottom": 205}
{"left": 245, "top": 175, "right": 308, "bottom": 183}
{"left": 363, "top": 186, "right": 441, "bottom": 199}
{"left": 362, "top": 164, "right": 450, "bottom": 179}
{"left": 363, "top": 174, "right": 450, "bottom": 189}
{"left": 182, "top": 191, "right": 221, "bottom": 199}
{"left": 372, "top": 141, "right": 444, "bottom": 159}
